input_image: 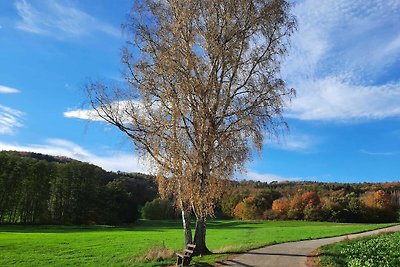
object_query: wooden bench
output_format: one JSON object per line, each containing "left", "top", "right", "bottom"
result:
{"left": 176, "top": 244, "right": 196, "bottom": 266}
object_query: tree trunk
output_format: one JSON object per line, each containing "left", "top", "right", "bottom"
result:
{"left": 193, "top": 216, "right": 211, "bottom": 256}
{"left": 181, "top": 207, "right": 193, "bottom": 247}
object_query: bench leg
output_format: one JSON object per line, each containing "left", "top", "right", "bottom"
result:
{"left": 176, "top": 256, "right": 183, "bottom": 266}
{"left": 183, "top": 257, "right": 191, "bottom": 266}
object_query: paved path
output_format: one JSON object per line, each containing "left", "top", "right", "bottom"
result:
{"left": 218, "top": 225, "right": 400, "bottom": 267}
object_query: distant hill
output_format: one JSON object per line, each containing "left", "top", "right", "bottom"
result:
{"left": 1, "top": 150, "right": 79, "bottom": 164}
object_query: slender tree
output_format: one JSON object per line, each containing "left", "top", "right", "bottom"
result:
{"left": 86, "top": 0, "right": 296, "bottom": 255}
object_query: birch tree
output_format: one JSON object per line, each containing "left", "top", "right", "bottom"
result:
{"left": 86, "top": 0, "right": 296, "bottom": 255}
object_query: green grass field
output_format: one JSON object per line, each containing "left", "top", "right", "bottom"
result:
{"left": 319, "top": 231, "right": 400, "bottom": 267}
{"left": 0, "top": 220, "right": 395, "bottom": 267}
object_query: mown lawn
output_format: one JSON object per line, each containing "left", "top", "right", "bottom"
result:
{"left": 319, "top": 231, "right": 400, "bottom": 267}
{"left": 0, "top": 220, "right": 395, "bottom": 267}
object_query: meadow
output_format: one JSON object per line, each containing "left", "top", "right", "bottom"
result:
{"left": 319, "top": 231, "right": 400, "bottom": 267}
{"left": 0, "top": 220, "right": 395, "bottom": 267}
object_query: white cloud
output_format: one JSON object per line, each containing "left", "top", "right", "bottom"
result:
{"left": 0, "top": 85, "right": 20, "bottom": 94}
{"left": 0, "top": 105, "right": 24, "bottom": 135}
{"left": 239, "top": 171, "right": 302, "bottom": 183}
{"left": 0, "top": 138, "right": 150, "bottom": 173}
{"left": 287, "top": 77, "right": 400, "bottom": 120}
{"left": 64, "top": 108, "right": 104, "bottom": 121}
{"left": 283, "top": 0, "right": 400, "bottom": 121}
{"left": 64, "top": 100, "right": 146, "bottom": 122}
{"left": 15, "top": 0, "right": 120, "bottom": 38}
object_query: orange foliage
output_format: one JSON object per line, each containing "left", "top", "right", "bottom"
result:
{"left": 272, "top": 198, "right": 290, "bottom": 212}
{"left": 233, "top": 202, "right": 245, "bottom": 219}
{"left": 362, "top": 190, "right": 392, "bottom": 209}
{"left": 301, "top": 192, "right": 321, "bottom": 206}
{"left": 233, "top": 196, "right": 259, "bottom": 220}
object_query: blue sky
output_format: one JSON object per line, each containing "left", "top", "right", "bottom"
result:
{"left": 0, "top": 0, "right": 399, "bottom": 183}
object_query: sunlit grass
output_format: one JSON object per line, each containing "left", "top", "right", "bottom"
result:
{"left": 0, "top": 220, "right": 395, "bottom": 266}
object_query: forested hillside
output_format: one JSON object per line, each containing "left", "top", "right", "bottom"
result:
{"left": 0, "top": 151, "right": 157, "bottom": 224}
{"left": 1, "top": 151, "right": 399, "bottom": 225}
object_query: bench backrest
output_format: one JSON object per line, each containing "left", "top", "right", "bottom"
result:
{"left": 184, "top": 244, "right": 196, "bottom": 256}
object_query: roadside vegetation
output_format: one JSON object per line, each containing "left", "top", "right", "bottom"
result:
{"left": 0, "top": 220, "right": 395, "bottom": 266}
{"left": 319, "top": 231, "right": 400, "bottom": 267}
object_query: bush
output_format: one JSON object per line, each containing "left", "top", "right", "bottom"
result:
{"left": 141, "top": 198, "right": 176, "bottom": 220}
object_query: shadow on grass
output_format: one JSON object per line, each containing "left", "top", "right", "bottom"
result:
{"left": 0, "top": 220, "right": 182, "bottom": 233}
{"left": 0, "top": 220, "right": 263, "bottom": 233}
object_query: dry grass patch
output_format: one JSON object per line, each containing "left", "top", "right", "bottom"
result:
{"left": 138, "top": 244, "right": 176, "bottom": 262}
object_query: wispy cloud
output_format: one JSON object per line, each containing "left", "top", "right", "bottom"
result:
{"left": 0, "top": 85, "right": 20, "bottom": 94}
{"left": 283, "top": 0, "right": 400, "bottom": 121}
{"left": 0, "top": 105, "right": 24, "bottom": 135}
{"left": 360, "top": 149, "right": 399, "bottom": 156}
{"left": 64, "top": 100, "right": 146, "bottom": 122}
{"left": 15, "top": 0, "right": 120, "bottom": 39}
{"left": 0, "top": 138, "right": 149, "bottom": 173}
{"left": 63, "top": 108, "right": 104, "bottom": 121}
{"left": 265, "top": 133, "right": 316, "bottom": 152}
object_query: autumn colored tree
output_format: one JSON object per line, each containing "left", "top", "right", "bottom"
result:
{"left": 220, "top": 193, "right": 244, "bottom": 218}
{"left": 272, "top": 192, "right": 322, "bottom": 220}
{"left": 361, "top": 190, "right": 397, "bottom": 222}
{"left": 233, "top": 196, "right": 259, "bottom": 220}
{"left": 272, "top": 197, "right": 290, "bottom": 213}
{"left": 362, "top": 190, "right": 393, "bottom": 209}
{"left": 322, "top": 192, "right": 364, "bottom": 222}
{"left": 302, "top": 192, "right": 322, "bottom": 221}
{"left": 233, "top": 201, "right": 245, "bottom": 219}
{"left": 287, "top": 194, "right": 305, "bottom": 219}
{"left": 85, "top": 0, "right": 296, "bottom": 254}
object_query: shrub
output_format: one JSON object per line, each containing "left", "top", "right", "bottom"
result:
{"left": 141, "top": 198, "right": 176, "bottom": 220}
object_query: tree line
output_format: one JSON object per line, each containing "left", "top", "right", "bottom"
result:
{"left": 1, "top": 151, "right": 398, "bottom": 225}
{"left": 0, "top": 151, "right": 157, "bottom": 224}
{"left": 142, "top": 180, "right": 400, "bottom": 223}
{"left": 218, "top": 180, "right": 400, "bottom": 223}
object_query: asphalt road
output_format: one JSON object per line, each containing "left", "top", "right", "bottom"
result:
{"left": 218, "top": 225, "right": 400, "bottom": 267}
